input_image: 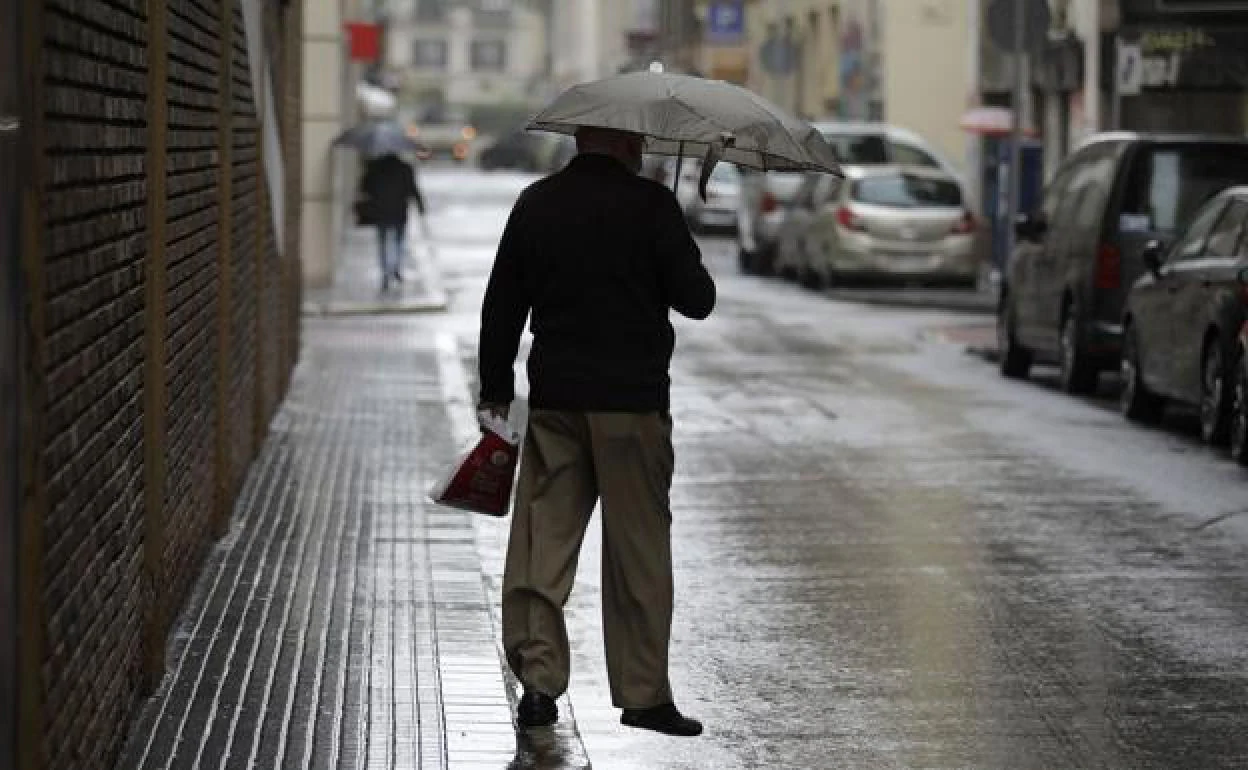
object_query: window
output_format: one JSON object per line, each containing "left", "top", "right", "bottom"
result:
{"left": 1120, "top": 143, "right": 1248, "bottom": 234}
{"left": 473, "top": 0, "right": 511, "bottom": 27}
{"left": 1052, "top": 184, "right": 1089, "bottom": 234}
{"left": 821, "top": 132, "right": 889, "bottom": 165}
{"left": 1202, "top": 199, "right": 1248, "bottom": 258}
{"left": 767, "top": 171, "right": 806, "bottom": 205}
{"left": 471, "top": 40, "right": 507, "bottom": 71}
{"left": 1169, "top": 199, "right": 1226, "bottom": 263}
{"left": 851, "top": 172, "right": 962, "bottom": 208}
{"left": 889, "top": 142, "right": 941, "bottom": 169}
{"left": 415, "top": 0, "right": 447, "bottom": 23}
{"left": 1039, "top": 166, "right": 1075, "bottom": 223}
{"left": 412, "top": 39, "right": 448, "bottom": 69}
{"left": 1073, "top": 183, "right": 1107, "bottom": 231}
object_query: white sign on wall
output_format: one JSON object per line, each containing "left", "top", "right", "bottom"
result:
{"left": 1117, "top": 41, "right": 1143, "bottom": 95}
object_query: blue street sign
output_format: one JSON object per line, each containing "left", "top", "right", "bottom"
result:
{"left": 707, "top": 1, "right": 745, "bottom": 43}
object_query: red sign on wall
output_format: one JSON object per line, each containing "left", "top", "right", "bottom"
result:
{"left": 346, "top": 22, "right": 381, "bottom": 62}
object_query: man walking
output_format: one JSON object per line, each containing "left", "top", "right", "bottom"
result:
{"left": 360, "top": 151, "right": 426, "bottom": 292}
{"left": 477, "top": 127, "right": 716, "bottom": 736}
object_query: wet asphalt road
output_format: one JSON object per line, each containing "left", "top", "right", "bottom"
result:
{"left": 420, "top": 168, "right": 1248, "bottom": 769}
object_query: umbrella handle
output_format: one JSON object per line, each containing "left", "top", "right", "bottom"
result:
{"left": 672, "top": 142, "right": 683, "bottom": 196}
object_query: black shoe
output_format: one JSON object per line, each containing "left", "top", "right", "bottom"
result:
{"left": 517, "top": 690, "right": 558, "bottom": 728}
{"left": 620, "top": 703, "right": 703, "bottom": 737}
{"left": 392, "top": 270, "right": 403, "bottom": 283}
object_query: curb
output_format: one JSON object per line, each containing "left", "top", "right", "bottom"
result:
{"left": 300, "top": 297, "right": 448, "bottom": 316}
{"left": 434, "top": 334, "right": 593, "bottom": 768}
{"left": 825, "top": 289, "right": 996, "bottom": 315}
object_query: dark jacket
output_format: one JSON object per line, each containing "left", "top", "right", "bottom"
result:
{"left": 478, "top": 153, "right": 716, "bottom": 412}
{"left": 361, "top": 154, "right": 425, "bottom": 225}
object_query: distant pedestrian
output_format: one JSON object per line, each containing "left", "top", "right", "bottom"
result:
{"left": 477, "top": 127, "right": 716, "bottom": 736}
{"left": 360, "top": 152, "right": 426, "bottom": 292}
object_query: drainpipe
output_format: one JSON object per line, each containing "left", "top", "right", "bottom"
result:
{"left": 1084, "top": 0, "right": 1100, "bottom": 137}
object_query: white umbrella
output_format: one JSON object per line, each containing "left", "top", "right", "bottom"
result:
{"left": 527, "top": 71, "right": 841, "bottom": 198}
{"left": 356, "top": 82, "right": 398, "bottom": 118}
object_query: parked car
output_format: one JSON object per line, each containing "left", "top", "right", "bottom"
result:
{"left": 1119, "top": 187, "right": 1248, "bottom": 448}
{"left": 735, "top": 169, "right": 806, "bottom": 274}
{"left": 665, "top": 159, "right": 741, "bottom": 233}
{"left": 998, "top": 133, "right": 1248, "bottom": 394}
{"left": 802, "top": 166, "right": 977, "bottom": 288}
{"left": 813, "top": 121, "right": 973, "bottom": 204}
{"left": 1232, "top": 327, "right": 1248, "bottom": 465}
{"left": 738, "top": 121, "right": 978, "bottom": 278}
{"left": 478, "top": 131, "right": 547, "bottom": 171}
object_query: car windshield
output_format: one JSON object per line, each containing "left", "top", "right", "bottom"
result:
{"left": 709, "top": 163, "right": 737, "bottom": 184}
{"left": 1121, "top": 144, "right": 1248, "bottom": 233}
{"left": 851, "top": 173, "right": 962, "bottom": 208}
{"left": 821, "top": 133, "right": 890, "bottom": 165}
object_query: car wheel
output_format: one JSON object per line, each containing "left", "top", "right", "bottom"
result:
{"left": 1120, "top": 323, "right": 1164, "bottom": 423}
{"left": 738, "top": 246, "right": 756, "bottom": 274}
{"left": 1230, "top": 354, "right": 1248, "bottom": 465}
{"left": 1199, "top": 341, "right": 1233, "bottom": 446}
{"left": 757, "top": 245, "right": 776, "bottom": 277}
{"left": 1059, "top": 306, "right": 1099, "bottom": 395}
{"left": 800, "top": 267, "right": 824, "bottom": 290}
{"left": 997, "top": 298, "right": 1032, "bottom": 380}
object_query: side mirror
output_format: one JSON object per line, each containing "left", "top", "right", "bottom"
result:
{"left": 1142, "top": 239, "right": 1165, "bottom": 276}
{"left": 1014, "top": 212, "right": 1045, "bottom": 240}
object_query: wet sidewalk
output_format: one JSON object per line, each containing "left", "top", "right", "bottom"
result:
{"left": 303, "top": 220, "right": 448, "bottom": 315}
{"left": 116, "top": 320, "right": 519, "bottom": 769}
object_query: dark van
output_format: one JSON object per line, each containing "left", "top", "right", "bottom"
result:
{"left": 998, "top": 133, "right": 1248, "bottom": 393}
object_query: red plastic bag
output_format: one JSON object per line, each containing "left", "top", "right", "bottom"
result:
{"left": 430, "top": 420, "right": 520, "bottom": 517}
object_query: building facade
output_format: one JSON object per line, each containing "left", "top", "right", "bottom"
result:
{"left": 745, "top": 0, "right": 976, "bottom": 180}
{"left": 387, "top": 0, "right": 547, "bottom": 111}
{"left": 1017, "top": 0, "right": 1248, "bottom": 179}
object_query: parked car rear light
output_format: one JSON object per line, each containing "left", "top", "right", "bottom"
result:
{"left": 836, "top": 205, "right": 866, "bottom": 232}
{"left": 760, "top": 191, "right": 778, "bottom": 214}
{"left": 951, "top": 210, "right": 976, "bottom": 235}
{"left": 1094, "top": 243, "right": 1121, "bottom": 289}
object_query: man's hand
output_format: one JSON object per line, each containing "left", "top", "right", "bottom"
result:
{"left": 478, "top": 401, "right": 510, "bottom": 430}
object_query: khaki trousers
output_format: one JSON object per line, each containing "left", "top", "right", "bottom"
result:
{"left": 501, "top": 409, "right": 675, "bottom": 709}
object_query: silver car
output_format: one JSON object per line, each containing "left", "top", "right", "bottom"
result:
{"left": 665, "top": 159, "right": 741, "bottom": 233}
{"left": 793, "top": 165, "right": 979, "bottom": 288}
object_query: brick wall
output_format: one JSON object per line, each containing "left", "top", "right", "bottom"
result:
{"left": 18, "top": 0, "right": 305, "bottom": 768}
{"left": 38, "top": 1, "right": 149, "bottom": 766}
{"left": 163, "top": 0, "right": 223, "bottom": 633}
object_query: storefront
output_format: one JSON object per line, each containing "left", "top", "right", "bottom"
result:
{"left": 1113, "top": 0, "right": 1248, "bottom": 132}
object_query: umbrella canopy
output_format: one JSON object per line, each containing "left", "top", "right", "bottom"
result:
{"left": 332, "top": 120, "right": 424, "bottom": 158}
{"left": 527, "top": 71, "right": 841, "bottom": 197}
